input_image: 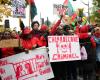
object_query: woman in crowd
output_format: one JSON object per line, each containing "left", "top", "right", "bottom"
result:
{"left": 1, "top": 30, "right": 16, "bottom": 58}
{"left": 75, "top": 24, "right": 96, "bottom": 80}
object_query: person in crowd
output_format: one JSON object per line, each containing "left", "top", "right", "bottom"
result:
{"left": 92, "top": 27, "right": 100, "bottom": 80}
{"left": 31, "top": 21, "right": 41, "bottom": 38}
{"left": 49, "top": 16, "right": 62, "bottom": 35}
{"left": 49, "top": 23, "right": 78, "bottom": 80}
{"left": 48, "top": 15, "right": 64, "bottom": 80}
{"left": 10, "top": 30, "right": 24, "bottom": 54}
{"left": 60, "top": 24, "right": 78, "bottom": 80}
{"left": 75, "top": 23, "right": 96, "bottom": 80}
{"left": 11, "top": 30, "right": 19, "bottom": 39}
{"left": 38, "top": 24, "right": 49, "bottom": 47}
{"left": 20, "top": 27, "right": 39, "bottom": 50}
{"left": 37, "top": 14, "right": 63, "bottom": 47}
{"left": 1, "top": 30, "right": 15, "bottom": 58}
{"left": 19, "top": 18, "right": 40, "bottom": 50}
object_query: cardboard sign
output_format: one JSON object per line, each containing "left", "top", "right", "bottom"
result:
{"left": 48, "top": 35, "right": 81, "bottom": 62}
{"left": 12, "top": 0, "right": 26, "bottom": 18}
{"left": 53, "top": 4, "right": 68, "bottom": 15}
{"left": 0, "top": 39, "right": 21, "bottom": 48}
{"left": 0, "top": 47, "right": 54, "bottom": 80}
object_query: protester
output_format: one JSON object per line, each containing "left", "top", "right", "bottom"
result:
{"left": 92, "top": 27, "right": 100, "bottom": 80}
{"left": 75, "top": 24, "right": 96, "bottom": 80}
{"left": 11, "top": 30, "right": 19, "bottom": 39}
{"left": 31, "top": 21, "right": 41, "bottom": 38}
{"left": 1, "top": 30, "right": 15, "bottom": 58}
{"left": 38, "top": 24, "right": 49, "bottom": 47}
{"left": 20, "top": 27, "right": 39, "bottom": 50}
{"left": 48, "top": 15, "right": 64, "bottom": 80}
{"left": 61, "top": 24, "right": 78, "bottom": 80}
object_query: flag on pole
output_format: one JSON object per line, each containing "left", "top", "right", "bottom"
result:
{"left": 27, "top": 0, "right": 37, "bottom": 21}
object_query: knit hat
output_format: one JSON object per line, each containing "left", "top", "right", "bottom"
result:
{"left": 40, "top": 24, "right": 48, "bottom": 31}
{"left": 23, "top": 27, "right": 31, "bottom": 34}
{"left": 80, "top": 25, "right": 89, "bottom": 33}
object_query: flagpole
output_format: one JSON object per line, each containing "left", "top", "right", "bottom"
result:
{"left": 40, "top": 12, "right": 41, "bottom": 25}
{"left": 28, "top": 0, "right": 32, "bottom": 28}
{"left": 29, "top": 5, "right": 31, "bottom": 27}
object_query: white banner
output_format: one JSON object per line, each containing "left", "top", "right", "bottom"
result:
{"left": 0, "top": 47, "right": 54, "bottom": 80}
{"left": 48, "top": 35, "right": 81, "bottom": 62}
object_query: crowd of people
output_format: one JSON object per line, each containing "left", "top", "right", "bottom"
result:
{"left": 0, "top": 14, "right": 100, "bottom": 80}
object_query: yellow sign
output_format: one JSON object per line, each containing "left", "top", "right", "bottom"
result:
{"left": 0, "top": 39, "right": 21, "bottom": 48}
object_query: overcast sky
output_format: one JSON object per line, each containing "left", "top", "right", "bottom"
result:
{"left": 34, "top": 0, "right": 93, "bottom": 22}
{"left": 0, "top": 0, "right": 93, "bottom": 31}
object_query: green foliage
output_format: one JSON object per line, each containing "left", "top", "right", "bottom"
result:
{"left": 92, "top": 0, "right": 100, "bottom": 25}
{"left": 78, "top": 8, "right": 84, "bottom": 17}
{"left": 0, "top": 0, "right": 11, "bottom": 5}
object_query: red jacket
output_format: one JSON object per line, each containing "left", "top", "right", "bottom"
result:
{"left": 50, "top": 18, "right": 61, "bottom": 35}
{"left": 75, "top": 25, "right": 96, "bottom": 48}
{"left": 1, "top": 48, "right": 15, "bottom": 58}
{"left": 21, "top": 37, "right": 39, "bottom": 50}
{"left": 38, "top": 19, "right": 62, "bottom": 47}
{"left": 75, "top": 25, "right": 89, "bottom": 39}
{"left": 37, "top": 36, "right": 47, "bottom": 47}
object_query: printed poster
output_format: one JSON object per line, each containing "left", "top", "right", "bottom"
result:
{"left": 12, "top": 0, "right": 26, "bottom": 18}
{"left": 53, "top": 4, "right": 68, "bottom": 15}
{"left": 0, "top": 47, "right": 54, "bottom": 80}
{"left": 48, "top": 35, "right": 81, "bottom": 62}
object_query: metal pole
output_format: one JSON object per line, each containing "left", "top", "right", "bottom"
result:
{"left": 88, "top": 0, "right": 90, "bottom": 23}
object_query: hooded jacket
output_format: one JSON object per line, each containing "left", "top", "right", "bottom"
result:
{"left": 75, "top": 25, "right": 96, "bottom": 48}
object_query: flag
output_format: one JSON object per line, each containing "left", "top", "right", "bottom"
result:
{"left": 67, "top": 1, "right": 74, "bottom": 16}
{"left": 27, "top": 0, "right": 37, "bottom": 21}
{"left": 63, "top": 0, "right": 74, "bottom": 16}
{"left": 64, "top": 0, "right": 68, "bottom": 6}
{"left": 71, "top": 13, "right": 77, "bottom": 22}
{"left": 82, "top": 17, "right": 87, "bottom": 25}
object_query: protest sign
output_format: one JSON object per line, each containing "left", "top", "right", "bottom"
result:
{"left": 12, "top": 0, "right": 26, "bottom": 18}
{"left": 0, "top": 47, "right": 54, "bottom": 80}
{"left": 48, "top": 35, "right": 81, "bottom": 62}
{"left": 0, "top": 39, "right": 21, "bottom": 48}
{"left": 53, "top": 4, "right": 68, "bottom": 15}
